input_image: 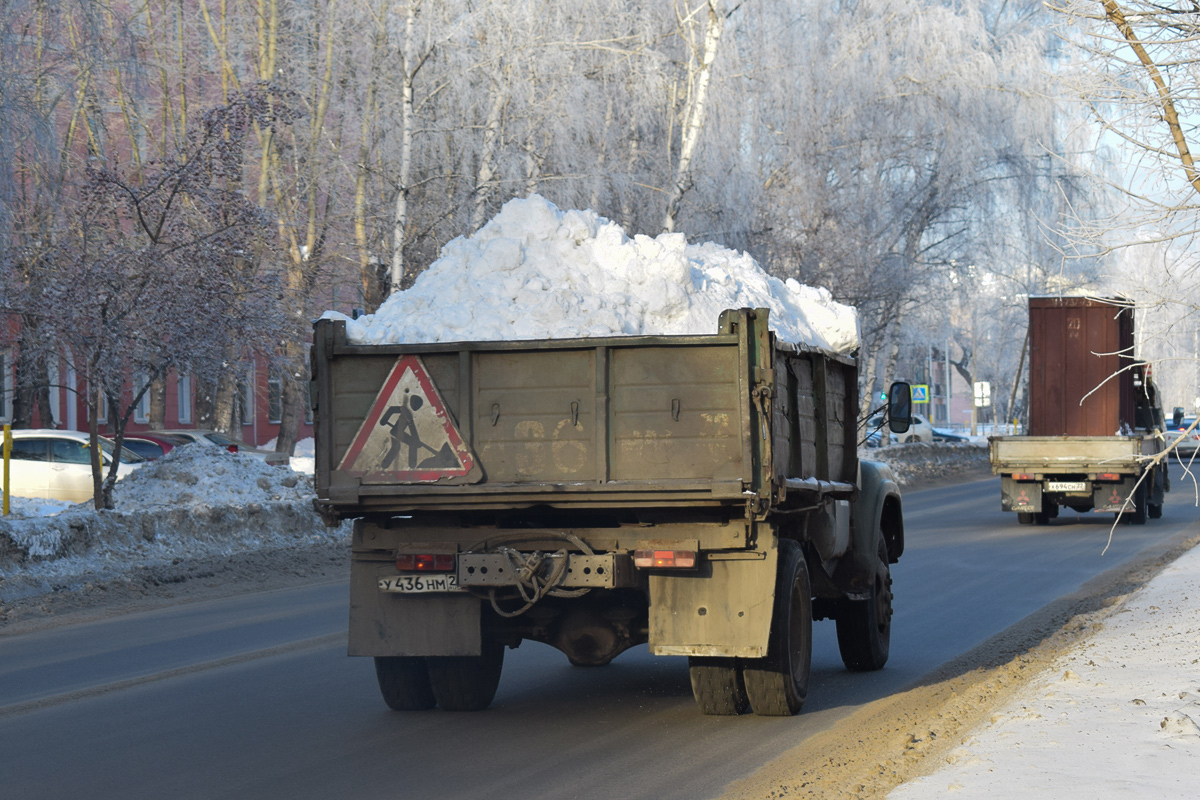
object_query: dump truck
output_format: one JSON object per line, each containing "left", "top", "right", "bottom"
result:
{"left": 311, "top": 307, "right": 910, "bottom": 716}
{"left": 989, "top": 296, "right": 1168, "bottom": 525}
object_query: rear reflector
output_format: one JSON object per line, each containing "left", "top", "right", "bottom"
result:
{"left": 633, "top": 549, "right": 697, "bottom": 569}
{"left": 396, "top": 553, "right": 456, "bottom": 572}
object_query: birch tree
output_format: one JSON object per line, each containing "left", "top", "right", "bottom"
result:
{"left": 1050, "top": 0, "right": 1200, "bottom": 415}
{"left": 661, "top": 0, "right": 729, "bottom": 233}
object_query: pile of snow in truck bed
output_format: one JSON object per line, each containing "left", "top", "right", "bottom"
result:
{"left": 325, "top": 195, "right": 858, "bottom": 354}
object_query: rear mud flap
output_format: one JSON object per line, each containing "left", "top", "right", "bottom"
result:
{"left": 1094, "top": 477, "right": 1136, "bottom": 512}
{"left": 349, "top": 560, "right": 481, "bottom": 657}
{"left": 1001, "top": 476, "right": 1042, "bottom": 513}
{"left": 647, "top": 548, "right": 777, "bottom": 659}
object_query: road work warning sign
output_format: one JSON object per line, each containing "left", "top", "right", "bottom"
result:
{"left": 337, "top": 355, "right": 481, "bottom": 483}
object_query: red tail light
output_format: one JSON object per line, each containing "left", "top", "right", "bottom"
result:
{"left": 1097, "top": 473, "right": 1121, "bottom": 481}
{"left": 1011, "top": 473, "right": 1035, "bottom": 481}
{"left": 396, "top": 553, "right": 455, "bottom": 572}
{"left": 634, "top": 549, "right": 697, "bottom": 569}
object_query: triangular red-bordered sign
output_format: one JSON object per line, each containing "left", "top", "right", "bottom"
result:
{"left": 337, "top": 355, "right": 482, "bottom": 484}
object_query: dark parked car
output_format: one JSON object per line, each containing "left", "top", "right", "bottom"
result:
{"left": 120, "top": 433, "right": 188, "bottom": 461}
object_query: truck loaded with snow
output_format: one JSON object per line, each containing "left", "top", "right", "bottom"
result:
{"left": 310, "top": 197, "right": 910, "bottom": 716}
{"left": 989, "top": 296, "right": 1168, "bottom": 525}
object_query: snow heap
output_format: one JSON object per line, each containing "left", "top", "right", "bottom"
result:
{"left": 0, "top": 445, "right": 346, "bottom": 602}
{"left": 110, "top": 445, "right": 315, "bottom": 509}
{"left": 323, "top": 195, "right": 859, "bottom": 355}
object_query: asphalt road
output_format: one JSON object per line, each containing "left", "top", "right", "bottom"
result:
{"left": 2, "top": 468, "right": 1198, "bottom": 800}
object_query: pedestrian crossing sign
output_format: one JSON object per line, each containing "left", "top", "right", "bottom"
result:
{"left": 337, "top": 355, "right": 481, "bottom": 484}
{"left": 911, "top": 384, "right": 929, "bottom": 403}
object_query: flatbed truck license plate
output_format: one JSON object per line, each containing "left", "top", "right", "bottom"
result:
{"left": 378, "top": 574, "right": 462, "bottom": 593}
{"left": 1047, "top": 481, "right": 1088, "bottom": 492}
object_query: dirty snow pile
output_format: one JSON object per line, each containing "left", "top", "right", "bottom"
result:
{"left": 888, "top": 541, "right": 1200, "bottom": 799}
{"left": 323, "top": 195, "right": 859, "bottom": 354}
{"left": 0, "top": 445, "right": 348, "bottom": 603}
{"left": 861, "top": 441, "right": 990, "bottom": 487}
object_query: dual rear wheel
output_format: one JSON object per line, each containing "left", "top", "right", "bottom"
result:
{"left": 374, "top": 641, "right": 505, "bottom": 712}
{"left": 689, "top": 539, "right": 812, "bottom": 717}
{"left": 690, "top": 537, "right": 892, "bottom": 717}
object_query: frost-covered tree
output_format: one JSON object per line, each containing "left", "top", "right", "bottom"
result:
{"left": 1, "top": 91, "right": 291, "bottom": 509}
{"left": 1049, "top": 0, "right": 1200, "bottom": 418}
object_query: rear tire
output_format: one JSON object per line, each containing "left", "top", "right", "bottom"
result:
{"left": 743, "top": 539, "right": 812, "bottom": 717}
{"left": 374, "top": 656, "right": 436, "bottom": 711}
{"left": 835, "top": 541, "right": 893, "bottom": 672}
{"left": 688, "top": 657, "right": 749, "bottom": 716}
{"left": 1017, "top": 512, "right": 1034, "bottom": 525}
{"left": 425, "top": 642, "right": 505, "bottom": 711}
{"left": 1131, "top": 483, "right": 1148, "bottom": 525}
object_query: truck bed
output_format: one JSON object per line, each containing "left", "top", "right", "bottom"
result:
{"left": 312, "top": 308, "right": 859, "bottom": 520}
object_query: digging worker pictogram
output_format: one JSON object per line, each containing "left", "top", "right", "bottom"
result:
{"left": 380, "top": 391, "right": 433, "bottom": 469}
{"left": 336, "top": 354, "right": 481, "bottom": 483}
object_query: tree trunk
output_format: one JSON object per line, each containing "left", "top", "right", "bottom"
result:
{"left": 355, "top": 3, "right": 387, "bottom": 311}
{"left": 149, "top": 376, "right": 166, "bottom": 429}
{"left": 13, "top": 329, "right": 53, "bottom": 428}
{"left": 662, "top": 0, "right": 726, "bottom": 233}
{"left": 472, "top": 82, "right": 508, "bottom": 231}
{"left": 390, "top": 1, "right": 422, "bottom": 293}
{"left": 212, "top": 373, "right": 238, "bottom": 434}
{"left": 274, "top": 343, "right": 308, "bottom": 456}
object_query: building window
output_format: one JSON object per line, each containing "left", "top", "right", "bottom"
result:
{"left": 177, "top": 373, "right": 193, "bottom": 424}
{"left": 233, "top": 362, "right": 255, "bottom": 427}
{"left": 133, "top": 372, "right": 151, "bottom": 424}
{"left": 267, "top": 368, "right": 283, "bottom": 424}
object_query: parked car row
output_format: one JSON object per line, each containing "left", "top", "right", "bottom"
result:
{"left": 3, "top": 428, "right": 289, "bottom": 503}
{"left": 862, "top": 414, "right": 977, "bottom": 448}
{"left": 4, "top": 429, "right": 146, "bottom": 503}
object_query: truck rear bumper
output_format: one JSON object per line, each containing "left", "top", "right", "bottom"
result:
{"left": 1001, "top": 474, "right": 1139, "bottom": 513}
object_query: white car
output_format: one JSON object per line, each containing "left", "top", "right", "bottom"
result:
{"left": 867, "top": 413, "right": 936, "bottom": 444}
{"left": 5, "top": 429, "right": 146, "bottom": 503}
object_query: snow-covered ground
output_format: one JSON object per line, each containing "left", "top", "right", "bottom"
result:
{"left": 889, "top": 540, "right": 1200, "bottom": 799}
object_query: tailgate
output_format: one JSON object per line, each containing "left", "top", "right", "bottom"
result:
{"left": 313, "top": 319, "right": 758, "bottom": 513}
{"left": 988, "top": 435, "right": 1147, "bottom": 473}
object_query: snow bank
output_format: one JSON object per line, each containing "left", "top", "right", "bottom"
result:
{"left": 0, "top": 445, "right": 348, "bottom": 602}
{"left": 888, "top": 541, "right": 1200, "bottom": 799}
{"left": 323, "top": 195, "right": 859, "bottom": 354}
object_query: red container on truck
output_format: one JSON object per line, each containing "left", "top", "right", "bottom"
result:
{"left": 990, "top": 296, "right": 1167, "bottom": 524}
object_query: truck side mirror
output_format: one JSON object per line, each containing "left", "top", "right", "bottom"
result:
{"left": 888, "top": 381, "right": 912, "bottom": 434}
{"left": 1173, "top": 407, "right": 1184, "bottom": 427}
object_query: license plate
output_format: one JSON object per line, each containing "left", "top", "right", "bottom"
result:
{"left": 378, "top": 574, "right": 462, "bottom": 593}
{"left": 1046, "top": 481, "right": 1087, "bottom": 492}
